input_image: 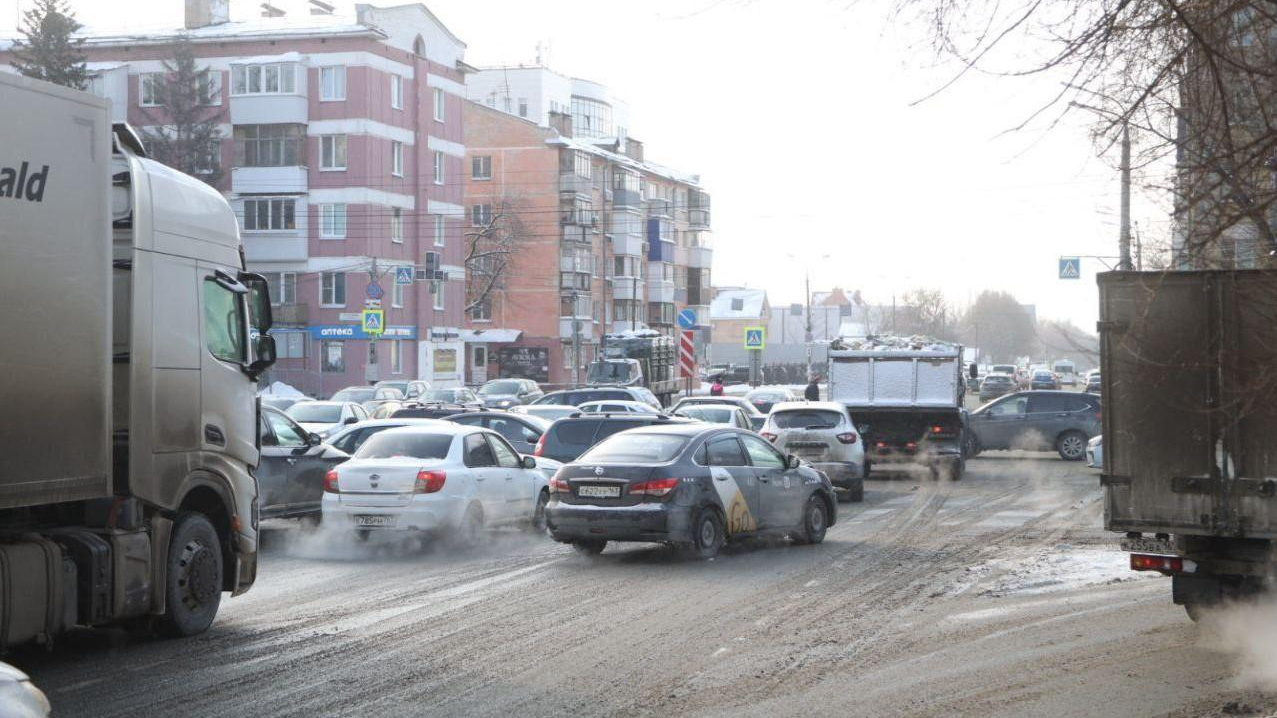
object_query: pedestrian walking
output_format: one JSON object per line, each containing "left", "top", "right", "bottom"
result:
{"left": 710, "top": 375, "right": 725, "bottom": 396}
{"left": 804, "top": 375, "right": 820, "bottom": 401}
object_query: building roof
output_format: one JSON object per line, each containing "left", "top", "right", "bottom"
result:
{"left": 12, "top": 12, "right": 383, "bottom": 51}
{"left": 710, "top": 288, "right": 768, "bottom": 320}
{"left": 547, "top": 135, "right": 702, "bottom": 188}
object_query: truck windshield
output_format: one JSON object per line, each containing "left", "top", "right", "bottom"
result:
{"left": 587, "top": 362, "right": 633, "bottom": 383}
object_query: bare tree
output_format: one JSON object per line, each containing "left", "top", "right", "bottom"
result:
{"left": 896, "top": 0, "right": 1277, "bottom": 268}
{"left": 897, "top": 287, "right": 952, "bottom": 338}
{"left": 464, "top": 195, "right": 528, "bottom": 320}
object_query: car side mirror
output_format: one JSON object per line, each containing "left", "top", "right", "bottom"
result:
{"left": 344, "top": 416, "right": 358, "bottom": 425}
{"left": 307, "top": 432, "right": 322, "bottom": 446}
{"left": 522, "top": 455, "right": 536, "bottom": 469}
{"left": 787, "top": 455, "right": 801, "bottom": 470}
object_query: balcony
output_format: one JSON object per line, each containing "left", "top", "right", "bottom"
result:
{"left": 232, "top": 165, "right": 307, "bottom": 194}
{"left": 647, "top": 280, "right": 676, "bottom": 304}
{"left": 648, "top": 197, "right": 672, "bottom": 218}
{"left": 560, "top": 172, "right": 593, "bottom": 195}
{"left": 560, "top": 254, "right": 597, "bottom": 274}
{"left": 613, "top": 187, "right": 641, "bottom": 208}
{"left": 229, "top": 93, "right": 307, "bottom": 125}
{"left": 687, "top": 245, "right": 713, "bottom": 269}
{"left": 560, "top": 207, "right": 599, "bottom": 228}
{"left": 559, "top": 271, "right": 592, "bottom": 291}
{"left": 559, "top": 317, "right": 595, "bottom": 341}
{"left": 243, "top": 233, "right": 307, "bottom": 262}
{"left": 648, "top": 239, "right": 675, "bottom": 263}
{"left": 613, "top": 276, "right": 644, "bottom": 299}
{"left": 563, "top": 225, "right": 592, "bottom": 244}
{"left": 612, "top": 233, "right": 644, "bottom": 257}
{"left": 271, "top": 302, "right": 308, "bottom": 326}
{"left": 689, "top": 208, "right": 711, "bottom": 229}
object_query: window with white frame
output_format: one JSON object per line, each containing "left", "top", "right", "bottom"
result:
{"left": 140, "top": 73, "right": 161, "bottom": 106}
{"left": 319, "top": 66, "right": 345, "bottom": 101}
{"left": 433, "top": 151, "right": 444, "bottom": 184}
{"left": 320, "top": 271, "right": 346, "bottom": 307}
{"left": 319, "top": 203, "right": 347, "bottom": 239}
{"left": 321, "top": 341, "right": 344, "bottom": 372}
{"left": 234, "top": 124, "right": 304, "bottom": 167}
{"left": 264, "top": 272, "right": 297, "bottom": 305}
{"left": 390, "top": 75, "right": 403, "bottom": 109}
{"left": 391, "top": 141, "right": 404, "bottom": 177}
{"left": 433, "top": 88, "right": 445, "bottom": 121}
{"left": 518, "top": 98, "right": 528, "bottom": 118}
{"left": 392, "top": 278, "right": 404, "bottom": 308}
{"left": 275, "top": 331, "right": 306, "bottom": 359}
{"left": 231, "top": 63, "right": 296, "bottom": 95}
{"left": 471, "top": 156, "right": 492, "bottom": 180}
{"left": 197, "top": 71, "right": 222, "bottom": 105}
{"left": 242, "top": 198, "right": 296, "bottom": 231}
{"left": 470, "top": 203, "right": 492, "bottom": 227}
{"left": 434, "top": 214, "right": 445, "bottom": 246}
{"left": 391, "top": 207, "right": 403, "bottom": 243}
{"left": 320, "top": 135, "right": 347, "bottom": 170}
{"left": 432, "top": 277, "right": 445, "bottom": 310}
{"left": 469, "top": 297, "right": 491, "bottom": 322}
{"left": 390, "top": 339, "right": 402, "bottom": 374}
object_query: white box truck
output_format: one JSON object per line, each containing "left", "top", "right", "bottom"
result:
{"left": 0, "top": 72, "right": 275, "bottom": 646}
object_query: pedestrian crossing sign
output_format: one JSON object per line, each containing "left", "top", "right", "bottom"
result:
{"left": 362, "top": 309, "right": 385, "bottom": 336}
{"left": 744, "top": 327, "right": 766, "bottom": 350}
{"left": 1058, "top": 257, "right": 1081, "bottom": 279}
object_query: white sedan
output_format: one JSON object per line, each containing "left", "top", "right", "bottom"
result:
{"left": 576, "top": 399, "right": 661, "bottom": 415}
{"left": 322, "top": 424, "right": 550, "bottom": 540}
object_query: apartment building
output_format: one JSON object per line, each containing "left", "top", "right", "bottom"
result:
{"left": 3, "top": 1, "right": 472, "bottom": 396}
{"left": 462, "top": 66, "right": 713, "bottom": 386}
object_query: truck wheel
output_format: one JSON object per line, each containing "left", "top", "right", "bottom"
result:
{"left": 677, "top": 509, "right": 724, "bottom": 560}
{"left": 793, "top": 496, "right": 829, "bottom": 545}
{"left": 1057, "top": 431, "right": 1088, "bottom": 461}
{"left": 158, "top": 512, "right": 223, "bottom": 638}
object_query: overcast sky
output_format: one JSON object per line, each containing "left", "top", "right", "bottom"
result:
{"left": 1, "top": 0, "right": 1166, "bottom": 332}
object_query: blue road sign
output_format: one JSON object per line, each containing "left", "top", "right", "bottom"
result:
{"left": 394, "top": 266, "right": 414, "bottom": 286}
{"left": 362, "top": 309, "right": 384, "bottom": 335}
{"left": 366, "top": 281, "right": 385, "bottom": 299}
{"left": 677, "top": 307, "right": 697, "bottom": 330}
{"left": 744, "top": 327, "right": 766, "bottom": 350}
{"left": 1059, "top": 257, "right": 1081, "bottom": 279}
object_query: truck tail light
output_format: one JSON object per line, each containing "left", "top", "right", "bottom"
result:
{"left": 931, "top": 425, "right": 944, "bottom": 434}
{"left": 548, "top": 476, "right": 572, "bottom": 494}
{"left": 414, "top": 470, "right": 447, "bottom": 494}
{"left": 324, "top": 470, "right": 339, "bottom": 493}
{"left": 1131, "top": 553, "right": 1182, "bottom": 573}
{"left": 761, "top": 431, "right": 778, "bottom": 442}
{"left": 836, "top": 432, "right": 858, "bottom": 445}
{"left": 534, "top": 433, "right": 547, "bottom": 457}
{"left": 630, "top": 478, "right": 680, "bottom": 497}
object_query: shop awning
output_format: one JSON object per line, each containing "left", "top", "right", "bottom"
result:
{"left": 457, "top": 328, "right": 523, "bottom": 343}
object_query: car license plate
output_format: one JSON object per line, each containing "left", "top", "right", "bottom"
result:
{"left": 578, "top": 485, "right": 620, "bottom": 498}
{"left": 355, "top": 515, "right": 397, "bottom": 528}
{"left": 1120, "top": 536, "right": 1173, "bottom": 554}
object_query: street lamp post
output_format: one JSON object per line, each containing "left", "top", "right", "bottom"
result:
{"left": 786, "top": 252, "right": 830, "bottom": 377}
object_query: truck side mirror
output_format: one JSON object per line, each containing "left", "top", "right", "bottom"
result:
{"left": 969, "top": 363, "right": 978, "bottom": 379}
{"left": 247, "top": 334, "right": 276, "bottom": 380}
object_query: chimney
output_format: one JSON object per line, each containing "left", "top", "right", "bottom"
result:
{"left": 260, "top": 2, "right": 286, "bottom": 18}
{"left": 185, "top": 0, "right": 229, "bottom": 29}
{"left": 309, "top": 0, "right": 335, "bottom": 15}
{"left": 548, "top": 110, "right": 573, "bottom": 138}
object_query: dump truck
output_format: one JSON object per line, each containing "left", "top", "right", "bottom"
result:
{"left": 1100, "top": 269, "right": 1277, "bottom": 619}
{"left": 588, "top": 331, "right": 679, "bottom": 406}
{"left": 0, "top": 73, "right": 275, "bottom": 647}
{"left": 827, "top": 337, "right": 968, "bottom": 480}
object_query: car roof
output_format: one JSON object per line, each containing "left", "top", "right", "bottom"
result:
{"left": 580, "top": 399, "right": 649, "bottom": 407}
{"left": 374, "top": 423, "right": 482, "bottom": 437}
{"left": 620, "top": 422, "right": 743, "bottom": 438}
{"left": 338, "top": 386, "right": 375, "bottom": 391}
{"left": 291, "top": 400, "right": 346, "bottom": 407}
{"left": 769, "top": 400, "right": 845, "bottom": 412}
{"left": 554, "top": 414, "right": 691, "bottom": 426}
{"left": 521, "top": 404, "right": 577, "bottom": 410}
{"left": 334, "top": 417, "right": 444, "bottom": 430}
{"left": 447, "top": 410, "right": 550, "bottom": 426}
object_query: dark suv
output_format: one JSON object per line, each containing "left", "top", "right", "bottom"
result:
{"left": 535, "top": 413, "right": 693, "bottom": 463}
{"left": 968, "top": 391, "right": 1101, "bottom": 460}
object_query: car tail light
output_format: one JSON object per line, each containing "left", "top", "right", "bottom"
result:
{"left": 905, "top": 441, "right": 917, "bottom": 450}
{"left": 414, "top": 470, "right": 447, "bottom": 494}
{"left": 548, "top": 476, "right": 572, "bottom": 494}
{"left": 533, "top": 433, "right": 547, "bottom": 457}
{"left": 324, "top": 470, "right": 339, "bottom": 493}
{"left": 931, "top": 425, "right": 944, "bottom": 435}
{"left": 761, "top": 431, "right": 778, "bottom": 442}
{"left": 875, "top": 441, "right": 887, "bottom": 449}
{"left": 836, "top": 432, "right": 858, "bottom": 445}
{"left": 630, "top": 478, "right": 681, "bottom": 497}
{"left": 1130, "top": 553, "right": 1183, "bottom": 573}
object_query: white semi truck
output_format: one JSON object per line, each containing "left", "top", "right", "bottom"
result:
{"left": 0, "top": 72, "right": 275, "bottom": 646}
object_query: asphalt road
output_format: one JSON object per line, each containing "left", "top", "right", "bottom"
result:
{"left": 15, "top": 452, "right": 1276, "bottom": 718}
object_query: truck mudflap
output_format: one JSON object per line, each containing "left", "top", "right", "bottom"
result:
{"left": 232, "top": 550, "right": 257, "bottom": 596}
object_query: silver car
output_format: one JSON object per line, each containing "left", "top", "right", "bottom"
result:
{"left": 760, "top": 401, "right": 865, "bottom": 502}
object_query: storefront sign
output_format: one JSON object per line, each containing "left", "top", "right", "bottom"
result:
{"left": 307, "top": 324, "right": 417, "bottom": 341}
{"left": 498, "top": 346, "right": 550, "bottom": 383}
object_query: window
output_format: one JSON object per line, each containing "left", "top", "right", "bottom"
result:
{"left": 470, "top": 297, "right": 491, "bottom": 321}
{"left": 741, "top": 434, "right": 785, "bottom": 468}
{"left": 390, "top": 75, "right": 403, "bottom": 109}
{"left": 203, "top": 279, "right": 246, "bottom": 363}
{"left": 613, "top": 299, "right": 641, "bottom": 322}
{"left": 320, "top": 135, "right": 347, "bottom": 170}
{"left": 432, "top": 272, "right": 445, "bottom": 310}
{"left": 434, "top": 214, "right": 445, "bottom": 246}
{"left": 140, "top": 73, "right": 161, "bottom": 106}
{"left": 471, "top": 156, "right": 492, "bottom": 180}
{"left": 197, "top": 71, "right": 221, "bottom": 105}
{"left": 571, "top": 96, "right": 613, "bottom": 138}
{"left": 265, "top": 410, "right": 307, "bottom": 447}
{"left": 391, "top": 140, "right": 404, "bottom": 176}
{"left": 242, "top": 198, "right": 296, "bottom": 231}
{"left": 433, "top": 151, "right": 444, "bottom": 184}
{"left": 391, "top": 207, "right": 403, "bottom": 243}
{"left": 433, "top": 87, "right": 445, "bottom": 121}
{"left": 562, "top": 294, "right": 592, "bottom": 318}
{"left": 319, "top": 66, "right": 345, "bottom": 101}
{"left": 473, "top": 345, "right": 488, "bottom": 369}
{"left": 231, "top": 63, "right": 296, "bottom": 95}
{"left": 390, "top": 339, "right": 402, "bottom": 374}
{"left": 391, "top": 278, "right": 404, "bottom": 308}
{"left": 614, "top": 256, "right": 640, "bottom": 277}
{"left": 464, "top": 433, "right": 496, "bottom": 467}
{"left": 470, "top": 203, "right": 492, "bottom": 226}
{"left": 264, "top": 272, "right": 297, "bottom": 305}
{"left": 320, "top": 271, "right": 346, "bottom": 307}
{"left": 731, "top": 297, "right": 744, "bottom": 311}
{"left": 518, "top": 98, "right": 528, "bottom": 117}
{"left": 274, "top": 331, "right": 305, "bottom": 358}
{"left": 704, "top": 436, "right": 747, "bottom": 467}
{"left": 487, "top": 434, "right": 521, "bottom": 468}
{"left": 987, "top": 396, "right": 1028, "bottom": 417}
{"left": 321, "top": 340, "right": 344, "bottom": 372}
{"left": 234, "top": 124, "right": 304, "bottom": 167}
{"left": 561, "top": 149, "right": 592, "bottom": 178}
{"left": 319, "top": 203, "right": 347, "bottom": 239}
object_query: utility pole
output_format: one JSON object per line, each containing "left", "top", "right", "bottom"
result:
{"left": 366, "top": 257, "right": 379, "bottom": 383}
{"left": 1120, "top": 123, "right": 1133, "bottom": 271}
{"left": 804, "top": 270, "right": 813, "bottom": 373}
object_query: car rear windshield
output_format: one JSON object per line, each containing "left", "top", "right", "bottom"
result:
{"left": 579, "top": 433, "right": 689, "bottom": 463}
{"left": 355, "top": 432, "right": 453, "bottom": 460}
{"left": 679, "top": 407, "right": 735, "bottom": 424}
{"left": 772, "top": 409, "right": 842, "bottom": 430}
{"left": 332, "top": 389, "right": 375, "bottom": 403}
{"left": 422, "top": 390, "right": 458, "bottom": 402}
{"left": 287, "top": 404, "right": 341, "bottom": 423}
{"left": 984, "top": 375, "right": 1011, "bottom": 384}
{"left": 479, "top": 381, "right": 522, "bottom": 395}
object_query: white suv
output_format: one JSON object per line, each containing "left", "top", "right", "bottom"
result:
{"left": 761, "top": 401, "right": 865, "bottom": 502}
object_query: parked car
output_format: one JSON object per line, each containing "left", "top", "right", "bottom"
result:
{"left": 545, "top": 424, "right": 838, "bottom": 558}
{"left": 577, "top": 399, "right": 661, "bottom": 415}
{"left": 375, "top": 379, "right": 430, "bottom": 400}
{"left": 1029, "top": 370, "right": 1060, "bottom": 390}
{"left": 1087, "top": 434, "right": 1103, "bottom": 469}
{"left": 369, "top": 400, "right": 406, "bottom": 419}
{"left": 0, "top": 661, "right": 50, "bottom": 718}
{"left": 671, "top": 396, "right": 767, "bottom": 430}
{"left": 258, "top": 407, "right": 350, "bottom": 519}
{"left": 534, "top": 386, "right": 662, "bottom": 409}
{"left": 322, "top": 424, "right": 551, "bottom": 537}
{"left": 674, "top": 404, "right": 755, "bottom": 431}
{"left": 534, "top": 413, "right": 693, "bottom": 463}
{"left": 260, "top": 395, "right": 303, "bottom": 412}
{"left": 990, "top": 364, "right": 1018, "bottom": 377}
{"left": 760, "top": 401, "right": 865, "bottom": 502}
{"left": 361, "top": 386, "right": 405, "bottom": 413}
{"left": 324, "top": 417, "right": 448, "bottom": 456}
{"left": 476, "top": 378, "right": 544, "bottom": 409}
{"left": 418, "top": 387, "right": 483, "bottom": 409}
{"left": 392, "top": 402, "right": 484, "bottom": 420}
{"left": 978, "top": 373, "right": 1017, "bottom": 402}
{"left": 1085, "top": 373, "right": 1102, "bottom": 394}
{"left": 510, "top": 404, "right": 581, "bottom": 422}
{"left": 744, "top": 387, "right": 797, "bottom": 414}
{"left": 443, "top": 411, "right": 553, "bottom": 454}
{"left": 968, "top": 391, "right": 1102, "bottom": 460}
{"left": 285, "top": 400, "right": 369, "bottom": 438}
{"left": 330, "top": 385, "right": 378, "bottom": 404}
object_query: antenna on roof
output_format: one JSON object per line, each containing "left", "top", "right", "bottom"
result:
{"left": 308, "top": 0, "right": 335, "bottom": 15}
{"left": 260, "top": 2, "right": 285, "bottom": 18}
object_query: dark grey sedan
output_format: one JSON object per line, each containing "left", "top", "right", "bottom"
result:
{"left": 978, "top": 373, "right": 1017, "bottom": 402}
{"left": 546, "top": 424, "right": 838, "bottom": 559}
{"left": 258, "top": 407, "right": 350, "bottom": 519}
{"left": 442, "top": 411, "right": 552, "bottom": 454}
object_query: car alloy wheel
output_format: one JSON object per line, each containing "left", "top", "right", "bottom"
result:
{"left": 1058, "top": 431, "right": 1087, "bottom": 461}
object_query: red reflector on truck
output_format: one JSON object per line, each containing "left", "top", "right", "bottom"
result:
{"left": 1131, "top": 553, "right": 1182, "bottom": 573}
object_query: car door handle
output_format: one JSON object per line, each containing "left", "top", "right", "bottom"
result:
{"left": 285, "top": 457, "right": 297, "bottom": 465}
{"left": 475, "top": 476, "right": 486, "bottom": 481}
{"left": 714, "top": 475, "right": 729, "bottom": 481}
{"left": 757, "top": 477, "right": 770, "bottom": 483}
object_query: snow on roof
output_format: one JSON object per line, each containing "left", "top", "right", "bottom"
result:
{"left": 546, "top": 135, "right": 702, "bottom": 188}
{"left": 62, "top": 13, "right": 378, "bottom": 49}
{"left": 710, "top": 288, "right": 767, "bottom": 320}
{"left": 457, "top": 328, "right": 522, "bottom": 343}
{"left": 229, "top": 51, "right": 303, "bottom": 65}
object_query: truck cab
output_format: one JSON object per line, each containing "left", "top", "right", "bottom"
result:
{"left": 586, "top": 358, "right": 643, "bottom": 386}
